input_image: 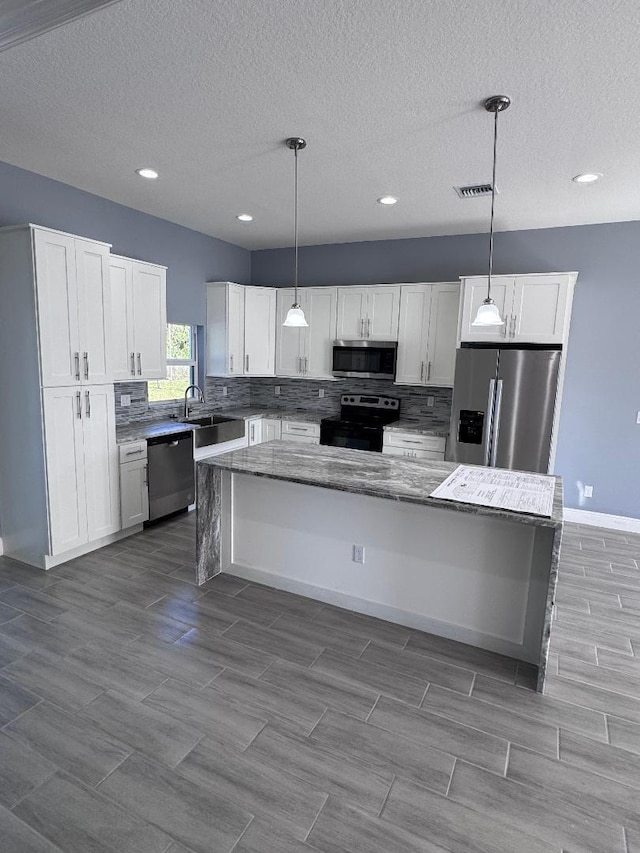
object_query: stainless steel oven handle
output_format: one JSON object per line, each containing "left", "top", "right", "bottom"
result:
{"left": 483, "top": 379, "right": 496, "bottom": 466}
{"left": 490, "top": 379, "right": 503, "bottom": 467}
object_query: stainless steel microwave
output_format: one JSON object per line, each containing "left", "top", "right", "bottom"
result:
{"left": 332, "top": 340, "right": 397, "bottom": 379}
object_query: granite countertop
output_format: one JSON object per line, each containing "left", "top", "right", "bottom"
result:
{"left": 383, "top": 419, "right": 449, "bottom": 437}
{"left": 116, "top": 420, "right": 199, "bottom": 444}
{"left": 199, "top": 440, "right": 563, "bottom": 530}
{"left": 218, "top": 408, "right": 324, "bottom": 424}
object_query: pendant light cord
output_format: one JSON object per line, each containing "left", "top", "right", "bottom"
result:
{"left": 294, "top": 145, "right": 299, "bottom": 304}
{"left": 487, "top": 107, "right": 499, "bottom": 303}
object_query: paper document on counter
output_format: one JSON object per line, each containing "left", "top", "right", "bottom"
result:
{"left": 430, "top": 465, "right": 555, "bottom": 517}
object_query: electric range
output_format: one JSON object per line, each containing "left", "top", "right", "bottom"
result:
{"left": 319, "top": 394, "right": 400, "bottom": 452}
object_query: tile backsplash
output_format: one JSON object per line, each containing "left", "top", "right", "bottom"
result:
{"left": 115, "top": 377, "right": 451, "bottom": 429}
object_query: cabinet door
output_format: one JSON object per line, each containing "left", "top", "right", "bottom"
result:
{"left": 228, "top": 284, "right": 246, "bottom": 376}
{"left": 262, "top": 419, "right": 282, "bottom": 443}
{"left": 367, "top": 286, "right": 401, "bottom": 339}
{"left": 76, "top": 239, "right": 112, "bottom": 384}
{"left": 244, "top": 287, "right": 276, "bottom": 375}
{"left": 510, "top": 275, "right": 571, "bottom": 344}
{"left": 395, "top": 285, "right": 431, "bottom": 385}
{"left": 120, "top": 459, "right": 149, "bottom": 528}
{"left": 33, "top": 229, "right": 81, "bottom": 387}
{"left": 426, "top": 284, "right": 460, "bottom": 386}
{"left": 275, "top": 288, "right": 303, "bottom": 377}
{"left": 248, "top": 418, "right": 262, "bottom": 446}
{"left": 459, "top": 277, "right": 513, "bottom": 343}
{"left": 110, "top": 257, "right": 136, "bottom": 381}
{"left": 336, "top": 288, "right": 368, "bottom": 339}
{"left": 42, "top": 386, "right": 87, "bottom": 554}
{"left": 303, "top": 287, "right": 337, "bottom": 378}
{"left": 82, "top": 385, "right": 120, "bottom": 541}
{"left": 131, "top": 263, "right": 166, "bottom": 379}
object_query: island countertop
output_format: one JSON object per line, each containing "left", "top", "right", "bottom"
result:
{"left": 199, "top": 440, "right": 563, "bottom": 530}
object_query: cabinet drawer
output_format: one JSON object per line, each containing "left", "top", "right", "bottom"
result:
{"left": 119, "top": 441, "right": 147, "bottom": 463}
{"left": 285, "top": 434, "right": 319, "bottom": 445}
{"left": 382, "top": 445, "right": 444, "bottom": 461}
{"left": 282, "top": 420, "right": 320, "bottom": 438}
{"left": 383, "top": 432, "right": 446, "bottom": 452}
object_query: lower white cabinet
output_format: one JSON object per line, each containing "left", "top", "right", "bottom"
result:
{"left": 248, "top": 418, "right": 262, "bottom": 446}
{"left": 43, "top": 384, "right": 120, "bottom": 554}
{"left": 382, "top": 431, "right": 446, "bottom": 461}
{"left": 281, "top": 420, "right": 320, "bottom": 444}
{"left": 262, "top": 419, "right": 282, "bottom": 443}
{"left": 119, "top": 442, "right": 149, "bottom": 529}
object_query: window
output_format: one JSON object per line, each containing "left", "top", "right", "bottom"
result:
{"left": 148, "top": 323, "right": 197, "bottom": 403}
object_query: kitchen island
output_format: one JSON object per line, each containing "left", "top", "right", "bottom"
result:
{"left": 196, "top": 442, "right": 563, "bottom": 691}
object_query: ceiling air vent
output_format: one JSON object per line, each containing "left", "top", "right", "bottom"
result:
{"left": 454, "top": 183, "right": 497, "bottom": 199}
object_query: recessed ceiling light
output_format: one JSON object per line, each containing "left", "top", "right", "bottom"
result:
{"left": 236, "top": 214, "right": 253, "bottom": 222}
{"left": 377, "top": 195, "right": 398, "bottom": 205}
{"left": 572, "top": 172, "right": 602, "bottom": 184}
{"left": 136, "top": 167, "right": 159, "bottom": 180}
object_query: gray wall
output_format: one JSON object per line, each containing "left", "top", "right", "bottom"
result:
{"left": 0, "top": 160, "right": 250, "bottom": 324}
{"left": 253, "top": 223, "right": 640, "bottom": 518}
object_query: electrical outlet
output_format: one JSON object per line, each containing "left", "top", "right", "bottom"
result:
{"left": 120, "top": 394, "right": 131, "bottom": 407}
{"left": 319, "top": 389, "right": 325, "bottom": 398}
{"left": 352, "top": 544, "right": 365, "bottom": 564}
{"left": 222, "top": 386, "right": 228, "bottom": 397}
{"left": 275, "top": 386, "right": 281, "bottom": 396}
{"left": 426, "top": 396, "right": 435, "bottom": 408}
{"left": 584, "top": 485, "right": 593, "bottom": 498}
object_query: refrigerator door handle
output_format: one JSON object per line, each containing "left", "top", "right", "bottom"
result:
{"left": 483, "top": 379, "right": 496, "bottom": 466}
{"left": 490, "top": 379, "right": 504, "bottom": 467}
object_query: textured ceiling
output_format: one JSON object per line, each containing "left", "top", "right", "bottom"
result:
{"left": 0, "top": 0, "right": 638, "bottom": 250}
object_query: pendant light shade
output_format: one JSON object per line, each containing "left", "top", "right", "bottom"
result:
{"left": 283, "top": 136, "right": 309, "bottom": 328}
{"left": 471, "top": 95, "right": 511, "bottom": 328}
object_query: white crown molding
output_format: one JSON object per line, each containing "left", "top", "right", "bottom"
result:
{"left": 563, "top": 508, "right": 640, "bottom": 534}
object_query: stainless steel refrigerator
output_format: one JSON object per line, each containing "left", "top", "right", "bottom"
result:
{"left": 446, "top": 346, "right": 561, "bottom": 473}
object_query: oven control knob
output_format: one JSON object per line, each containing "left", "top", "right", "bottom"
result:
{"left": 384, "top": 400, "right": 389, "bottom": 405}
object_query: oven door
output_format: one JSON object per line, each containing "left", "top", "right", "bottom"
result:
{"left": 320, "top": 422, "right": 384, "bottom": 452}
{"left": 332, "top": 340, "right": 397, "bottom": 379}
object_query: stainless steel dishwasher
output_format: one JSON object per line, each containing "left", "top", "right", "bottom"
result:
{"left": 146, "top": 431, "right": 195, "bottom": 521}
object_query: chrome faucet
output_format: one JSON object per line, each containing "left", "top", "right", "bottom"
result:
{"left": 184, "top": 384, "right": 205, "bottom": 419}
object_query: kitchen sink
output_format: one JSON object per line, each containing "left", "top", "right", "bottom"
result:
{"left": 182, "top": 414, "right": 245, "bottom": 448}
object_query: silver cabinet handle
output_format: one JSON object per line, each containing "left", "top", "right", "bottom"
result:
{"left": 130, "top": 352, "right": 136, "bottom": 376}
{"left": 360, "top": 318, "right": 364, "bottom": 338}
{"left": 125, "top": 448, "right": 144, "bottom": 456}
{"left": 511, "top": 314, "right": 517, "bottom": 338}
{"left": 427, "top": 361, "right": 432, "bottom": 381}
{"left": 490, "top": 379, "right": 503, "bottom": 467}
{"left": 245, "top": 354, "right": 250, "bottom": 372}
{"left": 298, "top": 356, "right": 302, "bottom": 374}
{"left": 304, "top": 356, "right": 308, "bottom": 373}
{"left": 76, "top": 391, "right": 82, "bottom": 418}
{"left": 250, "top": 423, "right": 255, "bottom": 443}
{"left": 143, "top": 464, "right": 148, "bottom": 486}
{"left": 288, "top": 426, "right": 309, "bottom": 432}
{"left": 137, "top": 353, "right": 142, "bottom": 375}
{"left": 420, "top": 361, "right": 425, "bottom": 382}
{"left": 85, "top": 390, "right": 91, "bottom": 418}
{"left": 230, "top": 354, "right": 234, "bottom": 373}
{"left": 402, "top": 439, "right": 424, "bottom": 445}
{"left": 74, "top": 352, "right": 81, "bottom": 381}
{"left": 83, "top": 352, "right": 89, "bottom": 379}
{"left": 366, "top": 318, "right": 371, "bottom": 337}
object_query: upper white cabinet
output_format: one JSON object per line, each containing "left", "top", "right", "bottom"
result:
{"left": 276, "top": 287, "right": 337, "bottom": 379}
{"left": 459, "top": 273, "right": 577, "bottom": 344}
{"left": 336, "top": 285, "right": 400, "bottom": 340}
{"left": 396, "top": 283, "right": 460, "bottom": 386}
{"left": 206, "top": 282, "right": 276, "bottom": 377}
{"left": 110, "top": 255, "right": 167, "bottom": 381}
{"left": 244, "top": 287, "right": 276, "bottom": 376}
{"left": 34, "top": 228, "right": 112, "bottom": 386}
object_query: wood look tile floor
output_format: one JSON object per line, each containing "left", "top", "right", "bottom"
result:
{"left": 0, "top": 514, "right": 639, "bottom": 852}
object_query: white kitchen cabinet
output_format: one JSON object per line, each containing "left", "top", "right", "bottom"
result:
{"left": 248, "top": 417, "right": 262, "bottom": 446}
{"left": 120, "top": 442, "right": 149, "bottom": 529}
{"left": 382, "top": 430, "right": 446, "bottom": 461}
{"left": 276, "top": 287, "right": 337, "bottom": 378}
{"left": 43, "top": 384, "right": 119, "bottom": 555}
{"left": 281, "top": 420, "right": 320, "bottom": 444}
{"left": 459, "top": 273, "right": 576, "bottom": 344}
{"left": 336, "top": 285, "right": 400, "bottom": 340}
{"left": 34, "top": 228, "right": 112, "bottom": 386}
{"left": 207, "top": 282, "right": 276, "bottom": 377}
{"left": 262, "top": 419, "right": 282, "bottom": 443}
{"left": 396, "top": 283, "right": 459, "bottom": 386}
{"left": 244, "top": 287, "right": 276, "bottom": 376}
{"left": 110, "top": 255, "right": 167, "bottom": 381}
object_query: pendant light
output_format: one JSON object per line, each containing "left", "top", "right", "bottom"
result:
{"left": 282, "top": 137, "right": 309, "bottom": 327}
{"left": 472, "top": 95, "right": 511, "bottom": 327}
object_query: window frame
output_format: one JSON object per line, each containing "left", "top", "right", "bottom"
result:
{"left": 148, "top": 323, "right": 198, "bottom": 405}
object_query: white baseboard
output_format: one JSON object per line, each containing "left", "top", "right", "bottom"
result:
{"left": 563, "top": 508, "right": 640, "bottom": 534}
{"left": 228, "top": 561, "right": 535, "bottom": 662}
